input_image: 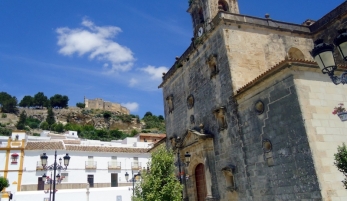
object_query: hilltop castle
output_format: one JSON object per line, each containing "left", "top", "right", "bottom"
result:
{"left": 84, "top": 97, "right": 130, "bottom": 115}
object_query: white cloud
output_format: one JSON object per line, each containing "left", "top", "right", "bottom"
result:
{"left": 121, "top": 102, "right": 139, "bottom": 112}
{"left": 129, "top": 78, "right": 138, "bottom": 87}
{"left": 140, "top": 65, "right": 168, "bottom": 80}
{"left": 56, "top": 19, "right": 134, "bottom": 72}
{"left": 125, "top": 65, "right": 168, "bottom": 90}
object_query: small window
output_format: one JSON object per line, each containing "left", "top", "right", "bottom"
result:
{"left": 88, "top": 175, "right": 94, "bottom": 187}
{"left": 218, "top": 0, "right": 229, "bottom": 12}
{"left": 206, "top": 54, "right": 219, "bottom": 78}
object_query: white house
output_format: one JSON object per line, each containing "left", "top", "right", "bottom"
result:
{"left": 0, "top": 131, "right": 159, "bottom": 201}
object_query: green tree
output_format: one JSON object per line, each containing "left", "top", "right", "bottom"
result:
{"left": 19, "top": 95, "right": 34, "bottom": 108}
{"left": 334, "top": 143, "right": 347, "bottom": 189}
{"left": 33, "top": 92, "right": 49, "bottom": 108}
{"left": 26, "top": 117, "right": 40, "bottom": 129}
{"left": 40, "top": 121, "right": 49, "bottom": 130}
{"left": 134, "top": 146, "right": 182, "bottom": 201}
{"left": 16, "top": 111, "right": 27, "bottom": 130}
{"left": 46, "top": 107, "right": 55, "bottom": 128}
{"left": 0, "top": 176, "right": 9, "bottom": 192}
{"left": 52, "top": 123, "right": 64, "bottom": 133}
{"left": 158, "top": 115, "right": 164, "bottom": 121}
{"left": 110, "top": 129, "right": 127, "bottom": 139}
{"left": 0, "top": 92, "right": 18, "bottom": 113}
{"left": 50, "top": 94, "right": 69, "bottom": 108}
{"left": 142, "top": 115, "right": 165, "bottom": 131}
{"left": 76, "top": 102, "right": 85, "bottom": 108}
{"left": 0, "top": 92, "right": 12, "bottom": 105}
{"left": 144, "top": 111, "right": 153, "bottom": 117}
{"left": 130, "top": 129, "right": 139, "bottom": 137}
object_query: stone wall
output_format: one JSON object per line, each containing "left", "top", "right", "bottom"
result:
{"left": 84, "top": 98, "right": 129, "bottom": 115}
{"left": 295, "top": 68, "right": 347, "bottom": 200}
{"left": 235, "top": 68, "right": 321, "bottom": 200}
{"left": 223, "top": 23, "right": 313, "bottom": 93}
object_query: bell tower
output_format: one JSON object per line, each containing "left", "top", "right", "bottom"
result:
{"left": 188, "top": 0, "right": 239, "bottom": 37}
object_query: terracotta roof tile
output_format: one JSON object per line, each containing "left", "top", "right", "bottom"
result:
{"left": 25, "top": 141, "right": 65, "bottom": 150}
{"left": 63, "top": 140, "right": 81, "bottom": 145}
{"left": 236, "top": 58, "right": 347, "bottom": 95}
{"left": 65, "top": 145, "right": 149, "bottom": 153}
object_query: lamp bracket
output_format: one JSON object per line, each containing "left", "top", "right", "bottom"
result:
{"left": 43, "top": 163, "right": 67, "bottom": 171}
{"left": 330, "top": 71, "right": 347, "bottom": 85}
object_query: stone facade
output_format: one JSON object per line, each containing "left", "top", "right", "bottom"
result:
{"left": 160, "top": 1, "right": 347, "bottom": 201}
{"left": 84, "top": 97, "right": 130, "bottom": 114}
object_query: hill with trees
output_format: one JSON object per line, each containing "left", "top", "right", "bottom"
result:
{"left": 0, "top": 91, "right": 165, "bottom": 141}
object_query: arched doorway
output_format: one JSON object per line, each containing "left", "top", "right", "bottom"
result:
{"left": 195, "top": 163, "right": 207, "bottom": 201}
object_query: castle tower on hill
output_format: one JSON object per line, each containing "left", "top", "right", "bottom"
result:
{"left": 160, "top": 1, "right": 347, "bottom": 201}
{"left": 83, "top": 97, "right": 130, "bottom": 115}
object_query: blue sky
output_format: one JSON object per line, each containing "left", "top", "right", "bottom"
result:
{"left": 0, "top": 0, "right": 344, "bottom": 117}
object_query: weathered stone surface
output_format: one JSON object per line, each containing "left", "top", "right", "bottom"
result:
{"left": 161, "top": 1, "right": 347, "bottom": 201}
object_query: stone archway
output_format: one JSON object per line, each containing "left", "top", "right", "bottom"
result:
{"left": 195, "top": 163, "right": 207, "bottom": 201}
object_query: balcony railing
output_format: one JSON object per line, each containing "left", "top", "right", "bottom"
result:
{"left": 108, "top": 161, "right": 121, "bottom": 170}
{"left": 85, "top": 161, "right": 97, "bottom": 169}
{"left": 36, "top": 161, "right": 44, "bottom": 170}
{"left": 131, "top": 162, "right": 141, "bottom": 170}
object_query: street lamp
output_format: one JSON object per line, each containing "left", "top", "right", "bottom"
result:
{"left": 311, "top": 29, "right": 347, "bottom": 85}
{"left": 42, "top": 172, "right": 64, "bottom": 201}
{"left": 176, "top": 151, "right": 191, "bottom": 183}
{"left": 40, "top": 151, "right": 71, "bottom": 201}
{"left": 125, "top": 171, "right": 141, "bottom": 197}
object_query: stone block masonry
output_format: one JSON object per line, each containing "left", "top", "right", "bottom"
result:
{"left": 84, "top": 97, "right": 130, "bottom": 115}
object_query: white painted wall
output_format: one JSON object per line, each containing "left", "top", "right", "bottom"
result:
{"left": 14, "top": 186, "right": 133, "bottom": 201}
{"left": 22, "top": 150, "right": 150, "bottom": 185}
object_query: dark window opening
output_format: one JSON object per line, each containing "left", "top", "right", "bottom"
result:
{"left": 88, "top": 175, "right": 94, "bottom": 187}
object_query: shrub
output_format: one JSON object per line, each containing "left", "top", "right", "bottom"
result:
{"left": 76, "top": 102, "right": 85, "bottom": 109}
{"left": 103, "top": 111, "right": 112, "bottom": 119}
{"left": 130, "top": 129, "right": 139, "bottom": 137}
{"left": 0, "top": 127, "right": 11, "bottom": 136}
{"left": 40, "top": 121, "right": 49, "bottom": 130}
{"left": 334, "top": 143, "right": 347, "bottom": 189}
{"left": 1, "top": 113, "right": 6, "bottom": 118}
{"left": 118, "top": 114, "right": 132, "bottom": 123}
{"left": 53, "top": 123, "right": 64, "bottom": 133}
{"left": 33, "top": 133, "right": 40, "bottom": 136}
{"left": 0, "top": 176, "right": 9, "bottom": 192}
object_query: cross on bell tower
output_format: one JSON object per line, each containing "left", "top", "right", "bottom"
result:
{"left": 188, "top": 0, "right": 239, "bottom": 37}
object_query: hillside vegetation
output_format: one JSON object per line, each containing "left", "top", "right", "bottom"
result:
{"left": 0, "top": 91, "right": 165, "bottom": 141}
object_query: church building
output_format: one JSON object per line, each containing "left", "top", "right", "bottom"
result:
{"left": 159, "top": 0, "right": 347, "bottom": 200}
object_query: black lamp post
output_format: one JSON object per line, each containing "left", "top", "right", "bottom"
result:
{"left": 176, "top": 151, "right": 191, "bottom": 201}
{"left": 125, "top": 171, "right": 141, "bottom": 197}
{"left": 40, "top": 151, "right": 70, "bottom": 201}
{"left": 311, "top": 29, "right": 347, "bottom": 85}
